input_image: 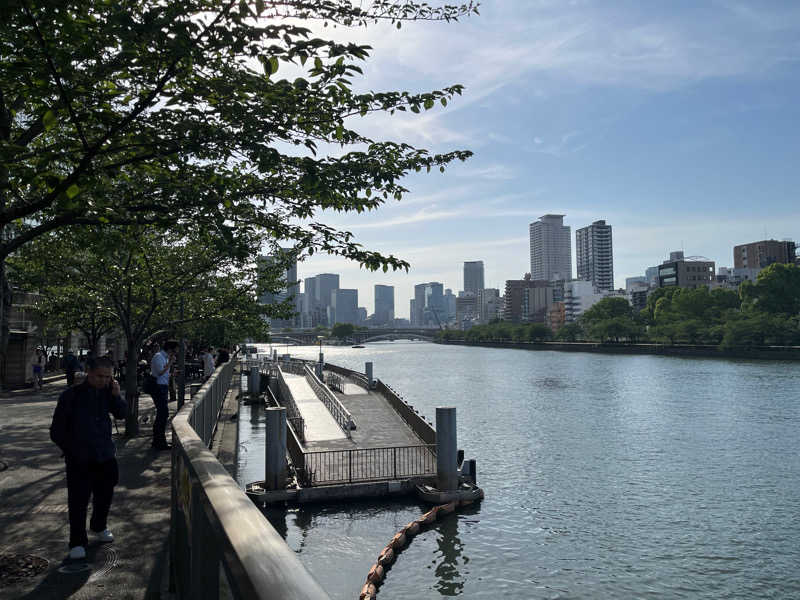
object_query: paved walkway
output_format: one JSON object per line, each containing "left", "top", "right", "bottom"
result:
{"left": 0, "top": 378, "right": 175, "bottom": 599}
{"left": 282, "top": 373, "right": 346, "bottom": 443}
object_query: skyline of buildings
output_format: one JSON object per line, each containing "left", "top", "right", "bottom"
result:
{"left": 261, "top": 221, "right": 798, "bottom": 328}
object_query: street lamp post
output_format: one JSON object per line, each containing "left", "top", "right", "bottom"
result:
{"left": 316, "top": 335, "right": 324, "bottom": 379}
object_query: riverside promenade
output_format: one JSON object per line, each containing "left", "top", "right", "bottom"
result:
{"left": 0, "top": 376, "right": 175, "bottom": 599}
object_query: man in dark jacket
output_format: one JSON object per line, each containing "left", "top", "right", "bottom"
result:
{"left": 50, "top": 356, "right": 127, "bottom": 560}
{"left": 64, "top": 350, "right": 80, "bottom": 386}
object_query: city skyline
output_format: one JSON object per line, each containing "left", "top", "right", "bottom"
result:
{"left": 275, "top": 1, "right": 800, "bottom": 318}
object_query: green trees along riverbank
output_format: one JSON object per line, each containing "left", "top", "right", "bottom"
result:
{"left": 438, "top": 263, "right": 800, "bottom": 348}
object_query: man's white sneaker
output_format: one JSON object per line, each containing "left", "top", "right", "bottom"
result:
{"left": 95, "top": 529, "right": 114, "bottom": 543}
{"left": 68, "top": 546, "right": 86, "bottom": 560}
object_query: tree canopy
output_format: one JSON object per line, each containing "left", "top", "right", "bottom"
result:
{"left": 0, "top": 0, "right": 477, "bottom": 356}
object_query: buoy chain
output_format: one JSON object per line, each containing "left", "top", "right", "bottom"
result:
{"left": 358, "top": 498, "right": 476, "bottom": 600}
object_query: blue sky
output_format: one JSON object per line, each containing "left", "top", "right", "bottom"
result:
{"left": 292, "top": 0, "right": 800, "bottom": 318}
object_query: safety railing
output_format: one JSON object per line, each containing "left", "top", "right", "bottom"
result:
{"left": 325, "top": 372, "right": 343, "bottom": 393}
{"left": 273, "top": 364, "right": 306, "bottom": 442}
{"left": 170, "top": 358, "right": 329, "bottom": 600}
{"left": 302, "top": 445, "right": 436, "bottom": 486}
{"left": 324, "top": 362, "right": 369, "bottom": 389}
{"left": 303, "top": 365, "right": 354, "bottom": 436}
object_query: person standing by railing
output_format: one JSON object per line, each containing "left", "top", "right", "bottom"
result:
{"left": 150, "top": 340, "right": 177, "bottom": 450}
{"left": 202, "top": 347, "right": 215, "bottom": 382}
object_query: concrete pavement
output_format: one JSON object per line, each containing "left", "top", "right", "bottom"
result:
{"left": 0, "top": 378, "right": 175, "bottom": 599}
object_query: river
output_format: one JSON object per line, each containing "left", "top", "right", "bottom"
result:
{"left": 235, "top": 341, "right": 800, "bottom": 599}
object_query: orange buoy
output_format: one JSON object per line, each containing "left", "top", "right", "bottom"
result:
{"left": 359, "top": 582, "right": 376, "bottom": 599}
{"left": 378, "top": 546, "right": 395, "bottom": 566}
{"left": 367, "top": 563, "right": 385, "bottom": 584}
{"left": 404, "top": 521, "right": 421, "bottom": 537}
{"left": 420, "top": 509, "right": 437, "bottom": 524}
{"left": 390, "top": 532, "right": 407, "bottom": 549}
{"left": 438, "top": 501, "right": 457, "bottom": 515}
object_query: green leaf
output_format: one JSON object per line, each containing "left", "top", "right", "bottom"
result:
{"left": 424, "top": 98, "right": 434, "bottom": 110}
{"left": 66, "top": 184, "right": 80, "bottom": 199}
{"left": 269, "top": 57, "right": 279, "bottom": 74}
{"left": 42, "top": 110, "right": 57, "bottom": 131}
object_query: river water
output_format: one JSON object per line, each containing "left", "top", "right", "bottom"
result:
{"left": 235, "top": 341, "right": 800, "bottom": 599}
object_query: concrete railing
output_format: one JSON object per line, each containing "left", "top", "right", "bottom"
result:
{"left": 303, "top": 364, "right": 355, "bottom": 436}
{"left": 171, "top": 357, "right": 329, "bottom": 600}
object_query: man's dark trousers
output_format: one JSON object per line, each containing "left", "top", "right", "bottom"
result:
{"left": 153, "top": 383, "right": 169, "bottom": 446}
{"left": 66, "top": 457, "right": 119, "bottom": 548}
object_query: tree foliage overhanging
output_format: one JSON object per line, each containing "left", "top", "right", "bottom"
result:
{"left": 437, "top": 264, "right": 800, "bottom": 348}
{"left": 0, "top": 0, "right": 478, "bottom": 353}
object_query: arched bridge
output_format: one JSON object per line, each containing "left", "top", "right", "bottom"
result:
{"left": 266, "top": 328, "right": 439, "bottom": 345}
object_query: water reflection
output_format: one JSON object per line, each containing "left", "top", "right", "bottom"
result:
{"left": 433, "top": 512, "right": 466, "bottom": 596}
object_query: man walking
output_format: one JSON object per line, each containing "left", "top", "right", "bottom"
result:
{"left": 50, "top": 356, "right": 127, "bottom": 560}
{"left": 150, "top": 340, "right": 177, "bottom": 450}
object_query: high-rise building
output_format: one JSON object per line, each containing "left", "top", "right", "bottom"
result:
{"left": 733, "top": 239, "right": 796, "bottom": 269}
{"left": 530, "top": 214, "right": 572, "bottom": 281}
{"left": 564, "top": 280, "right": 605, "bottom": 322}
{"left": 374, "top": 285, "right": 395, "bottom": 326}
{"left": 257, "top": 249, "right": 300, "bottom": 329}
{"left": 330, "top": 288, "right": 358, "bottom": 325}
{"left": 463, "top": 261, "right": 485, "bottom": 295}
{"left": 478, "top": 288, "right": 501, "bottom": 323}
{"left": 413, "top": 282, "right": 445, "bottom": 328}
{"left": 576, "top": 220, "right": 614, "bottom": 292}
{"left": 444, "top": 289, "right": 457, "bottom": 324}
{"left": 455, "top": 295, "right": 479, "bottom": 329}
{"left": 315, "top": 274, "right": 339, "bottom": 326}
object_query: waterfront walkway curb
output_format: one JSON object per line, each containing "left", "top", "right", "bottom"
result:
{"left": 0, "top": 380, "right": 177, "bottom": 599}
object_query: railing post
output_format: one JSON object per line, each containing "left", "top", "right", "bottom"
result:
{"left": 436, "top": 407, "right": 458, "bottom": 492}
{"left": 348, "top": 449, "right": 353, "bottom": 483}
{"left": 365, "top": 362, "right": 374, "bottom": 389}
{"left": 265, "top": 407, "right": 287, "bottom": 491}
{"left": 393, "top": 446, "right": 397, "bottom": 480}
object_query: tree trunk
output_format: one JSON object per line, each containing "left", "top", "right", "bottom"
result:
{"left": 125, "top": 339, "right": 140, "bottom": 437}
{"left": 0, "top": 261, "right": 10, "bottom": 385}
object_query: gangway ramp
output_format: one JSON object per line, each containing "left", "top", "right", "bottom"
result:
{"left": 282, "top": 372, "right": 347, "bottom": 442}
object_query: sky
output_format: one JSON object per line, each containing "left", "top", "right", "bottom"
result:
{"left": 282, "top": 0, "right": 800, "bottom": 318}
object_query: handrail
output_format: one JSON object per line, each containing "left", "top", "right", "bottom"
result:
{"left": 323, "top": 362, "right": 369, "bottom": 389}
{"left": 273, "top": 365, "right": 306, "bottom": 443}
{"left": 303, "top": 365, "right": 355, "bottom": 436}
{"left": 171, "top": 358, "right": 329, "bottom": 600}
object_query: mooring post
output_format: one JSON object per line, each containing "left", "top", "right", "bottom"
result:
{"left": 365, "top": 362, "right": 374, "bottom": 388}
{"left": 436, "top": 407, "right": 458, "bottom": 492}
{"left": 248, "top": 367, "right": 261, "bottom": 399}
{"left": 265, "top": 407, "right": 287, "bottom": 491}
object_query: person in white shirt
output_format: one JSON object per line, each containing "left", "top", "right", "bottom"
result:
{"left": 149, "top": 340, "right": 177, "bottom": 450}
{"left": 202, "top": 348, "right": 215, "bottom": 381}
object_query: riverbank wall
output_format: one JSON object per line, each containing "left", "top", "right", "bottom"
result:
{"left": 435, "top": 340, "right": 800, "bottom": 361}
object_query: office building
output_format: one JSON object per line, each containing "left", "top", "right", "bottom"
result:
{"left": 330, "top": 288, "right": 358, "bottom": 325}
{"left": 576, "top": 220, "right": 614, "bottom": 291}
{"left": 257, "top": 249, "right": 300, "bottom": 329}
{"left": 504, "top": 277, "right": 552, "bottom": 323}
{"left": 478, "top": 288, "right": 501, "bottom": 323}
{"left": 657, "top": 251, "right": 714, "bottom": 289}
{"left": 733, "top": 239, "right": 796, "bottom": 269}
{"left": 315, "top": 273, "right": 340, "bottom": 326}
{"left": 463, "top": 261, "right": 485, "bottom": 295}
{"left": 444, "top": 289, "right": 457, "bottom": 324}
{"left": 455, "top": 295, "right": 479, "bottom": 329}
{"left": 530, "top": 214, "right": 572, "bottom": 281}
{"left": 374, "top": 285, "right": 395, "bottom": 326}
{"left": 413, "top": 282, "right": 445, "bottom": 328}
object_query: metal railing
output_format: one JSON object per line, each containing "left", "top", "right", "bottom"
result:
{"left": 273, "top": 364, "right": 306, "bottom": 442}
{"left": 302, "top": 445, "right": 436, "bottom": 486}
{"left": 324, "top": 362, "right": 369, "bottom": 389}
{"left": 303, "top": 365, "right": 354, "bottom": 436}
{"left": 325, "top": 372, "right": 343, "bottom": 393}
{"left": 170, "top": 358, "right": 330, "bottom": 600}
